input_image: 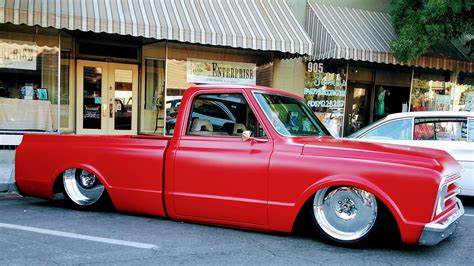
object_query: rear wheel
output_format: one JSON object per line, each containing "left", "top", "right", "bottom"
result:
{"left": 62, "top": 168, "right": 107, "bottom": 210}
{"left": 310, "top": 186, "right": 384, "bottom": 246}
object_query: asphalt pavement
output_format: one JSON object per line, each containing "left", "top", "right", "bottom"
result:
{"left": 0, "top": 193, "right": 473, "bottom": 265}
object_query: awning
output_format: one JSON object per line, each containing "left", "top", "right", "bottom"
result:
{"left": 305, "top": 3, "right": 473, "bottom": 73}
{"left": 0, "top": 0, "right": 313, "bottom": 56}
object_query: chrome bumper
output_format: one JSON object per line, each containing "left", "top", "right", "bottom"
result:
{"left": 419, "top": 198, "right": 464, "bottom": 246}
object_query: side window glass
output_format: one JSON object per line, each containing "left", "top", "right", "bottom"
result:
{"left": 414, "top": 122, "right": 435, "bottom": 140}
{"left": 468, "top": 119, "right": 474, "bottom": 142}
{"left": 435, "top": 121, "right": 466, "bottom": 141}
{"left": 362, "top": 119, "right": 412, "bottom": 140}
{"left": 414, "top": 119, "right": 466, "bottom": 141}
{"left": 187, "top": 93, "right": 266, "bottom": 137}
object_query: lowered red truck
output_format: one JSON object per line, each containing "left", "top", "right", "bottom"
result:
{"left": 15, "top": 85, "right": 464, "bottom": 246}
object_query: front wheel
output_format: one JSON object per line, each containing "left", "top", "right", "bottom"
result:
{"left": 310, "top": 186, "right": 385, "bottom": 246}
{"left": 62, "top": 168, "right": 108, "bottom": 210}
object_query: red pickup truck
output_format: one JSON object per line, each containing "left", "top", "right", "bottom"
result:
{"left": 15, "top": 85, "right": 464, "bottom": 246}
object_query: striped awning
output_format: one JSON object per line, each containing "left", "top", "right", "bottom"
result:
{"left": 305, "top": 3, "right": 473, "bottom": 73}
{"left": 0, "top": 0, "right": 313, "bottom": 56}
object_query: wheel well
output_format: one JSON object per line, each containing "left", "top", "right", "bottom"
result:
{"left": 52, "top": 172, "right": 64, "bottom": 195}
{"left": 51, "top": 167, "right": 109, "bottom": 195}
{"left": 291, "top": 186, "right": 401, "bottom": 242}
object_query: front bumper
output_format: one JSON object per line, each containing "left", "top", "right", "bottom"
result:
{"left": 418, "top": 198, "right": 464, "bottom": 246}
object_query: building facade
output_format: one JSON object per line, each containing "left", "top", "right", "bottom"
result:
{"left": 289, "top": 0, "right": 474, "bottom": 137}
{"left": 0, "top": 0, "right": 473, "bottom": 143}
{"left": 0, "top": 0, "right": 312, "bottom": 142}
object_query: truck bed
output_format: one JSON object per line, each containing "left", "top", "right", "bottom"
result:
{"left": 15, "top": 134, "right": 170, "bottom": 216}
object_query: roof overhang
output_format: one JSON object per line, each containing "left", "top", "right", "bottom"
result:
{"left": 305, "top": 3, "right": 473, "bottom": 73}
{"left": 0, "top": 0, "right": 313, "bottom": 56}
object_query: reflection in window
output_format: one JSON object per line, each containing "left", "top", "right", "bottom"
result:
{"left": 414, "top": 119, "right": 466, "bottom": 141}
{"left": 0, "top": 26, "right": 59, "bottom": 132}
{"left": 255, "top": 93, "right": 328, "bottom": 137}
{"left": 145, "top": 59, "right": 165, "bottom": 110}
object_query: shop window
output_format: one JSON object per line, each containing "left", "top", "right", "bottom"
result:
{"left": 456, "top": 72, "right": 474, "bottom": 112}
{"left": 411, "top": 69, "right": 455, "bottom": 112}
{"left": 159, "top": 43, "right": 271, "bottom": 136}
{"left": 362, "top": 119, "right": 413, "bottom": 140}
{"left": 57, "top": 50, "right": 73, "bottom": 131}
{"left": 0, "top": 25, "right": 59, "bottom": 132}
{"left": 145, "top": 59, "right": 165, "bottom": 110}
{"left": 304, "top": 60, "right": 347, "bottom": 137}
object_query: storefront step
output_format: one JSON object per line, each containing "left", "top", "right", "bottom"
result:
{"left": 0, "top": 150, "right": 15, "bottom": 192}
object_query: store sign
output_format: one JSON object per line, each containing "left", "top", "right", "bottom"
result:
{"left": 187, "top": 59, "right": 256, "bottom": 85}
{"left": 0, "top": 40, "right": 37, "bottom": 70}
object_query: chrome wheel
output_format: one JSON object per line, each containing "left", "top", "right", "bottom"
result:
{"left": 63, "top": 168, "right": 105, "bottom": 206}
{"left": 313, "top": 187, "right": 378, "bottom": 242}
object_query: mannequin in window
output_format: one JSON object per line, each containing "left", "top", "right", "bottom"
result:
{"left": 374, "top": 86, "right": 386, "bottom": 121}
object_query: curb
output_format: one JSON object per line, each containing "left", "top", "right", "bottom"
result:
{"left": 0, "top": 163, "right": 16, "bottom": 193}
{"left": 0, "top": 150, "right": 16, "bottom": 193}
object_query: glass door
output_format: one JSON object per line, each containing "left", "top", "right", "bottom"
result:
{"left": 77, "top": 60, "right": 138, "bottom": 135}
{"left": 344, "top": 84, "right": 371, "bottom": 136}
{"left": 108, "top": 63, "right": 138, "bottom": 134}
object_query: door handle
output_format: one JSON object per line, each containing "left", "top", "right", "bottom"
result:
{"left": 102, "top": 104, "right": 107, "bottom": 117}
{"left": 109, "top": 102, "right": 114, "bottom": 118}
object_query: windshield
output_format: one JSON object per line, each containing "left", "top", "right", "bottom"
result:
{"left": 254, "top": 93, "right": 329, "bottom": 137}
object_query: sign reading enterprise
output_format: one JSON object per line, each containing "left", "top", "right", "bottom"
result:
{"left": 187, "top": 59, "right": 256, "bottom": 85}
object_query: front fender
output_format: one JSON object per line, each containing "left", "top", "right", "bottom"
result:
{"left": 295, "top": 175, "right": 404, "bottom": 224}
{"left": 292, "top": 176, "right": 430, "bottom": 244}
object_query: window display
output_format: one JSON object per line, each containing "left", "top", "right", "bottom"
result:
{"left": 410, "top": 70, "right": 474, "bottom": 112}
{"left": 0, "top": 25, "right": 59, "bottom": 132}
{"left": 304, "top": 61, "right": 347, "bottom": 137}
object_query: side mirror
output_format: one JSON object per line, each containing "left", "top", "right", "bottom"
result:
{"left": 241, "top": 130, "right": 269, "bottom": 143}
{"left": 241, "top": 130, "right": 252, "bottom": 142}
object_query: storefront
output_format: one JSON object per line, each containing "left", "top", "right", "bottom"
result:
{"left": 303, "top": 3, "right": 473, "bottom": 137}
{"left": 0, "top": 0, "right": 312, "bottom": 140}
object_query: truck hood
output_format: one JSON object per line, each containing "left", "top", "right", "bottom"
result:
{"left": 299, "top": 137, "right": 459, "bottom": 172}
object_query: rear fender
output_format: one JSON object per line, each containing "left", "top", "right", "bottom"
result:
{"left": 50, "top": 163, "right": 110, "bottom": 198}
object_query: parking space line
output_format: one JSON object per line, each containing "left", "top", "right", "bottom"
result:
{"left": 0, "top": 222, "right": 157, "bottom": 249}
{"left": 465, "top": 214, "right": 474, "bottom": 217}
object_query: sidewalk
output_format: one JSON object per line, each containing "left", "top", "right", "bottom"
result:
{"left": 0, "top": 150, "right": 16, "bottom": 192}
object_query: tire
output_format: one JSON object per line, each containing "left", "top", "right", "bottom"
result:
{"left": 309, "top": 186, "right": 385, "bottom": 246}
{"left": 62, "top": 168, "right": 109, "bottom": 210}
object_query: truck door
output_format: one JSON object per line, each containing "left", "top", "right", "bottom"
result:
{"left": 170, "top": 91, "right": 272, "bottom": 226}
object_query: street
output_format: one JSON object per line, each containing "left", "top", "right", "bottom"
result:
{"left": 1, "top": 194, "right": 473, "bottom": 265}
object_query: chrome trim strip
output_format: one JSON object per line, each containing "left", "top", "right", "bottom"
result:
{"left": 431, "top": 172, "right": 462, "bottom": 220}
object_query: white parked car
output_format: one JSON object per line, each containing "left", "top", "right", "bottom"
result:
{"left": 348, "top": 111, "right": 474, "bottom": 196}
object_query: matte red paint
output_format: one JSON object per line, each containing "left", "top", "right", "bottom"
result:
{"left": 15, "top": 85, "right": 463, "bottom": 244}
